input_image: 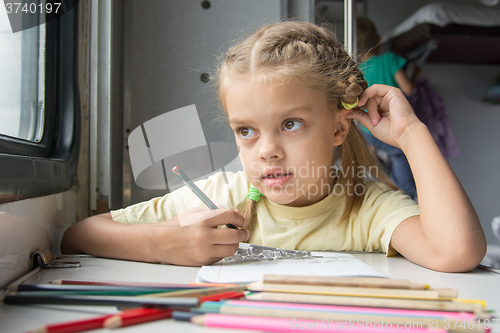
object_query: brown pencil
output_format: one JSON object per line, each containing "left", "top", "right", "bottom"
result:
{"left": 263, "top": 275, "right": 429, "bottom": 290}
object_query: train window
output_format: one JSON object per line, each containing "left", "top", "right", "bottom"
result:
{"left": 0, "top": 10, "right": 45, "bottom": 144}
{"left": 0, "top": 1, "right": 80, "bottom": 203}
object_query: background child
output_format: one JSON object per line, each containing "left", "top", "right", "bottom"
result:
{"left": 61, "top": 20, "right": 486, "bottom": 272}
{"left": 357, "top": 17, "right": 419, "bottom": 199}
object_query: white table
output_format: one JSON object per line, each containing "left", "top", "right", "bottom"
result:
{"left": 1, "top": 253, "right": 499, "bottom": 333}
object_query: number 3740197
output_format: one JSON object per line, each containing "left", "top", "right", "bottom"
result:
{"left": 5, "top": 2, "right": 61, "bottom": 14}
{"left": 441, "top": 319, "right": 498, "bottom": 330}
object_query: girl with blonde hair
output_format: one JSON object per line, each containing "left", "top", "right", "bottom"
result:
{"left": 62, "top": 21, "right": 486, "bottom": 272}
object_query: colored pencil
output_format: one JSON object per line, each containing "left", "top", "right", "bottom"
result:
{"left": 11, "top": 284, "right": 188, "bottom": 292}
{"left": 26, "top": 308, "right": 148, "bottom": 333}
{"left": 248, "top": 282, "right": 457, "bottom": 300}
{"left": 172, "top": 166, "right": 238, "bottom": 229}
{"left": 13, "top": 290, "right": 186, "bottom": 297}
{"left": 189, "top": 282, "right": 237, "bottom": 287}
{"left": 199, "top": 291, "right": 245, "bottom": 303}
{"left": 197, "top": 304, "right": 485, "bottom": 332}
{"left": 138, "top": 284, "right": 247, "bottom": 298}
{"left": 201, "top": 300, "right": 475, "bottom": 320}
{"left": 246, "top": 292, "right": 491, "bottom": 320}
{"left": 28, "top": 314, "right": 113, "bottom": 333}
{"left": 2, "top": 293, "right": 199, "bottom": 308}
{"left": 9, "top": 284, "right": 195, "bottom": 296}
{"left": 50, "top": 279, "right": 208, "bottom": 289}
{"left": 172, "top": 310, "right": 200, "bottom": 322}
{"left": 191, "top": 313, "right": 449, "bottom": 333}
{"left": 103, "top": 308, "right": 173, "bottom": 328}
{"left": 263, "top": 275, "right": 430, "bottom": 290}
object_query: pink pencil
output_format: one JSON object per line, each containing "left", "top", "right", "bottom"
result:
{"left": 191, "top": 313, "right": 448, "bottom": 333}
{"left": 222, "top": 300, "right": 475, "bottom": 320}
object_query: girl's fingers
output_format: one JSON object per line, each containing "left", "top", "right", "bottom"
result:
{"left": 365, "top": 98, "right": 382, "bottom": 126}
{"left": 358, "top": 84, "right": 397, "bottom": 106}
{"left": 207, "top": 243, "right": 241, "bottom": 261}
{"left": 203, "top": 209, "right": 246, "bottom": 229}
{"left": 180, "top": 208, "right": 246, "bottom": 229}
{"left": 349, "top": 98, "right": 382, "bottom": 129}
{"left": 209, "top": 227, "right": 249, "bottom": 245}
{"left": 347, "top": 108, "right": 372, "bottom": 130}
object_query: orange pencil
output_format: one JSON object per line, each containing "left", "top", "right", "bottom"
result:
{"left": 104, "top": 308, "right": 173, "bottom": 328}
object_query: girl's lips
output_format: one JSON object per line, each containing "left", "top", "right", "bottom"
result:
{"left": 263, "top": 173, "right": 293, "bottom": 187}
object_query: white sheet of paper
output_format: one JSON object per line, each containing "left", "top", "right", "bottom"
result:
{"left": 196, "top": 244, "right": 386, "bottom": 284}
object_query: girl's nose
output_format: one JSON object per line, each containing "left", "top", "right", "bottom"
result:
{"left": 258, "top": 136, "right": 284, "bottom": 162}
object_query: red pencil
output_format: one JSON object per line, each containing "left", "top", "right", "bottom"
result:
{"left": 103, "top": 308, "right": 173, "bottom": 328}
{"left": 27, "top": 308, "right": 147, "bottom": 333}
{"left": 199, "top": 291, "right": 245, "bottom": 303}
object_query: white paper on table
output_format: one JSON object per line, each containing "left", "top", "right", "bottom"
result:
{"left": 196, "top": 244, "right": 386, "bottom": 284}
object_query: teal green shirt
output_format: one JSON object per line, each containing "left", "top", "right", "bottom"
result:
{"left": 358, "top": 52, "right": 407, "bottom": 134}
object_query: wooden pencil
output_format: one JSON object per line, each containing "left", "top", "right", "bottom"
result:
{"left": 138, "top": 285, "right": 247, "bottom": 298}
{"left": 50, "top": 279, "right": 207, "bottom": 289}
{"left": 9, "top": 284, "right": 193, "bottom": 297}
{"left": 13, "top": 290, "right": 186, "bottom": 297}
{"left": 263, "top": 275, "right": 429, "bottom": 290}
{"left": 248, "top": 282, "right": 457, "bottom": 300}
{"left": 103, "top": 308, "right": 173, "bottom": 328}
{"left": 198, "top": 291, "right": 245, "bottom": 303}
{"left": 200, "top": 300, "right": 475, "bottom": 320}
{"left": 212, "top": 305, "right": 486, "bottom": 332}
{"left": 191, "top": 314, "right": 449, "bottom": 333}
{"left": 27, "top": 314, "right": 112, "bottom": 333}
{"left": 11, "top": 284, "right": 185, "bottom": 292}
{"left": 172, "top": 310, "right": 200, "bottom": 322}
{"left": 1, "top": 293, "right": 199, "bottom": 308}
{"left": 26, "top": 308, "right": 148, "bottom": 333}
{"left": 189, "top": 282, "right": 237, "bottom": 287}
{"left": 246, "top": 292, "right": 491, "bottom": 320}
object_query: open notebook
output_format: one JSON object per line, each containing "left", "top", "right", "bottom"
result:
{"left": 196, "top": 243, "right": 386, "bottom": 284}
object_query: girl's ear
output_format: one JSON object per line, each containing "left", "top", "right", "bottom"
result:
{"left": 333, "top": 109, "right": 352, "bottom": 146}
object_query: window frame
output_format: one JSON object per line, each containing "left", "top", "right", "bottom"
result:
{"left": 0, "top": 4, "right": 80, "bottom": 203}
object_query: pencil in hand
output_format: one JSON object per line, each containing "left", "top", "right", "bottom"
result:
{"left": 172, "top": 166, "right": 238, "bottom": 229}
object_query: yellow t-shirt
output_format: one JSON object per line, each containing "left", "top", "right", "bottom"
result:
{"left": 111, "top": 171, "right": 419, "bottom": 256}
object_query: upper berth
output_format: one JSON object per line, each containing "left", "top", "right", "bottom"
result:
{"left": 384, "top": 3, "right": 500, "bottom": 65}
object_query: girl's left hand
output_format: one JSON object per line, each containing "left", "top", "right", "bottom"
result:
{"left": 347, "top": 84, "right": 422, "bottom": 149}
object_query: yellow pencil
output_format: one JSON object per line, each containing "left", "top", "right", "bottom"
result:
{"left": 248, "top": 282, "right": 456, "bottom": 300}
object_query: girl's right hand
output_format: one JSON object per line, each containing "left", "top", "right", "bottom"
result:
{"left": 147, "top": 207, "right": 248, "bottom": 266}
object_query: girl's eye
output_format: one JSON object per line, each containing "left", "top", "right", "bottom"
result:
{"left": 283, "top": 120, "right": 303, "bottom": 131}
{"left": 238, "top": 127, "right": 256, "bottom": 138}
